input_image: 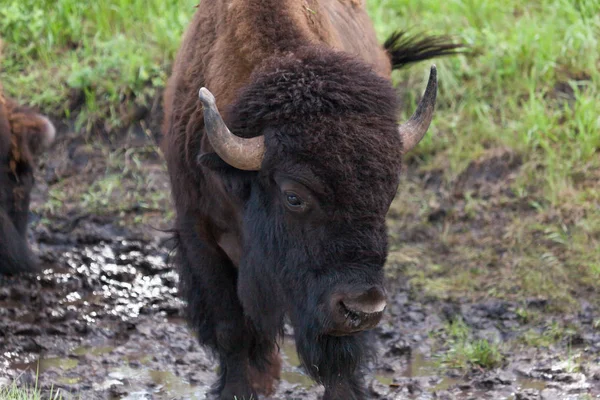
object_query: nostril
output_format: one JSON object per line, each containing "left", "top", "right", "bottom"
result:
{"left": 341, "top": 286, "right": 387, "bottom": 315}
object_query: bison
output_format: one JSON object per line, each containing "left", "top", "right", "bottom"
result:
{"left": 0, "top": 88, "right": 55, "bottom": 275}
{"left": 162, "top": 1, "right": 464, "bottom": 399}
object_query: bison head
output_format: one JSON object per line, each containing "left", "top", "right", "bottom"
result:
{"left": 0, "top": 91, "right": 55, "bottom": 274}
{"left": 197, "top": 47, "right": 436, "bottom": 384}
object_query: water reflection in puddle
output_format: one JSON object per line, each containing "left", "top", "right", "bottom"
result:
{"left": 280, "top": 371, "right": 314, "bottom": 389}
{"left": 280, "top": 338, "right": 313, "bottom": 389}
{"left": 375, "top": 350, "right": 461, "bottom": 392}
{"left": 72, "top": 345, "right": 114, "bottom": 357}
{"left": 58, "top": 243, "right": 180, "bottom": 322}
{"left": 404, "top": 350, "right": 438, "bottom": 377}
{"left": 57, "top": 376, "right": 81, "bottom": 385}
{"left": 516, "top": 376, "right": 547, "bottom": 391}
{"left": 281, "top": 340, "right": 301, "bottom": 367}
{"left": 108, "top": 367, "right": 209, "bottom": 400}
{"left": 10, "top": 341, "right": 554, "bottom": 400}
{"left": 375, "top": 374, "right": 394, "bottom": 386}
{"left": 279, "top": 339, "right": 468, "bottom": 392}
{"left": 11, "top": 357, "right": 79, "bottom": 373}
{"left": 374, "top": 349, "right": 551, "bottom": 399}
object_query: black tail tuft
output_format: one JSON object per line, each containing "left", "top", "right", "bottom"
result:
{"left": 384, "top": 30, "right": 468, "bottom": 70}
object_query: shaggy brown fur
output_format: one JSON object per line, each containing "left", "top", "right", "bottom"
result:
{"left": 0, "top": 89, "right": 55, "bottom": 275}
{"left": 162, "top": 1, "right": 464, "bottom": 399}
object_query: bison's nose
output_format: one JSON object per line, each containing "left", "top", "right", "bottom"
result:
{"left": 330, "top": 286, "right": 387, "bottom": 335}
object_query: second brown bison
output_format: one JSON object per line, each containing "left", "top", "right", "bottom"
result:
{"left": 0, "top": 88, "right": 55, "bottom": 275}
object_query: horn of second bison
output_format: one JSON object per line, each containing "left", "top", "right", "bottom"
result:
{"left": 398, "top": 65, "right": 438, "bottom": 153}
{"left": 198, "top": 87, "right": 265, "bottom": 171}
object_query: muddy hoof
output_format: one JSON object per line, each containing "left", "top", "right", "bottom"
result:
{"left": 249, "top": 349, "right": 282, "bottom": 396}
{"left": 219, "top": 384, "right": 257, "bottom": 400}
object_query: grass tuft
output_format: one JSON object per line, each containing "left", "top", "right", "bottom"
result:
{"left": 519, "top": 321, "right": 579, "bottom": 348}
{"left": 436, "top": 318, "right": 504, "bottom": 371}
{"left": 0, "top": 380, "right": 64, "bottom": 400}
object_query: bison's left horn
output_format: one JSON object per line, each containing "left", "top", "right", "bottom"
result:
{"left": 198, "top": 87, "right": 265, "bottom": 171}
{"left": 398, "top": 65, "right": 437, "bottom": 153}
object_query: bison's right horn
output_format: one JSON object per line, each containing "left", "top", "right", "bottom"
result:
{"left": 398, "top": 65, "right": 437, "bottom": 153}
{"left": 198, "top": 87, "right": 265, "bottom": 171}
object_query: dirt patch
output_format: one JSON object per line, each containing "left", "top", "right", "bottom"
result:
{"left": 453, "top": 147, "right": 522, "bottom": 198}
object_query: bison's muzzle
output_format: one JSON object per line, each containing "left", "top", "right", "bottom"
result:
{"left": 328, "top": 285, "right": 387, "bottom": 335}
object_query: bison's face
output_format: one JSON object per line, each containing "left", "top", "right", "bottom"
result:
{"left": 282, "top": 187, "right": 389, "bottom": 337}
{"left": 249, "top": 153, "right": 397, "bottom": 338}
{"left": 0, "top": 94, "right": 55, "bottom": 236}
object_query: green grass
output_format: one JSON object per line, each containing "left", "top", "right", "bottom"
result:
{"left": 368, "top": 0, "right": 600, "bottom": 206}
{"left": 519, "top": 320, "right": 578, "bottom": 347}
{"left": 436, "top": 318, "right": 504, "bottom": 371}
{"left": 0, "top": 0, "right": 198, "bottom": 130}
{"left": 0, "top": 381, "right": 64, "bottom": 400}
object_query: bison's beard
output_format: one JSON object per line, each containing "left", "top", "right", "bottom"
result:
{"left": 238, "top": 252, "right": 374, "bottom": 391}
{"left": 294, "top": 319, "right": 374, "bottom": 385}
{"left": 285, "top": 278, "right": 375, "bottom": 392}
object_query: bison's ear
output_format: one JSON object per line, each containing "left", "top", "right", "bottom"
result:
{"left": 25, "top": 114, "right": 56, "bottom": 157}
{"left": 197, "top": 152, "right": 234, "bottom": 171}
{"left": 198, "top": 152, "right": 253, "bottom": 201}
{"left": 11, "top": 110, "right": 56, "bottom": 160}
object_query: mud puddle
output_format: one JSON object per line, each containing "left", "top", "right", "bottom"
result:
{"left": 1, "top": 233, "right": 599, "bottom": 399}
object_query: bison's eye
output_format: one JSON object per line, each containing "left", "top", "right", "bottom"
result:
{"left": 284, "top": 191, "right": 305, "bottom": 211}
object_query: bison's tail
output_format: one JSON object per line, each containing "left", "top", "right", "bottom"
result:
{"left": 384, "top": 31, "right": 468, "bottom": 70}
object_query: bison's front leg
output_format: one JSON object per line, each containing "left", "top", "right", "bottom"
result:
{"left": 323, "top": 377, "right": 368, "bottom": 400}
{"left": 0, "top": 210, "right": 38, "bottom": 275}
{"left": 176, "top": 221, "right": 269, "bottom": 399}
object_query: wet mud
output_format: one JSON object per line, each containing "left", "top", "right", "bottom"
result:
{"left": 1, "top": 124, "right": 599, "bottom": 399}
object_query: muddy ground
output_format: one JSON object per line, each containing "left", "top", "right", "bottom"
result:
{"left": 0, "top": 115, "right": 599, "bottom": 400}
